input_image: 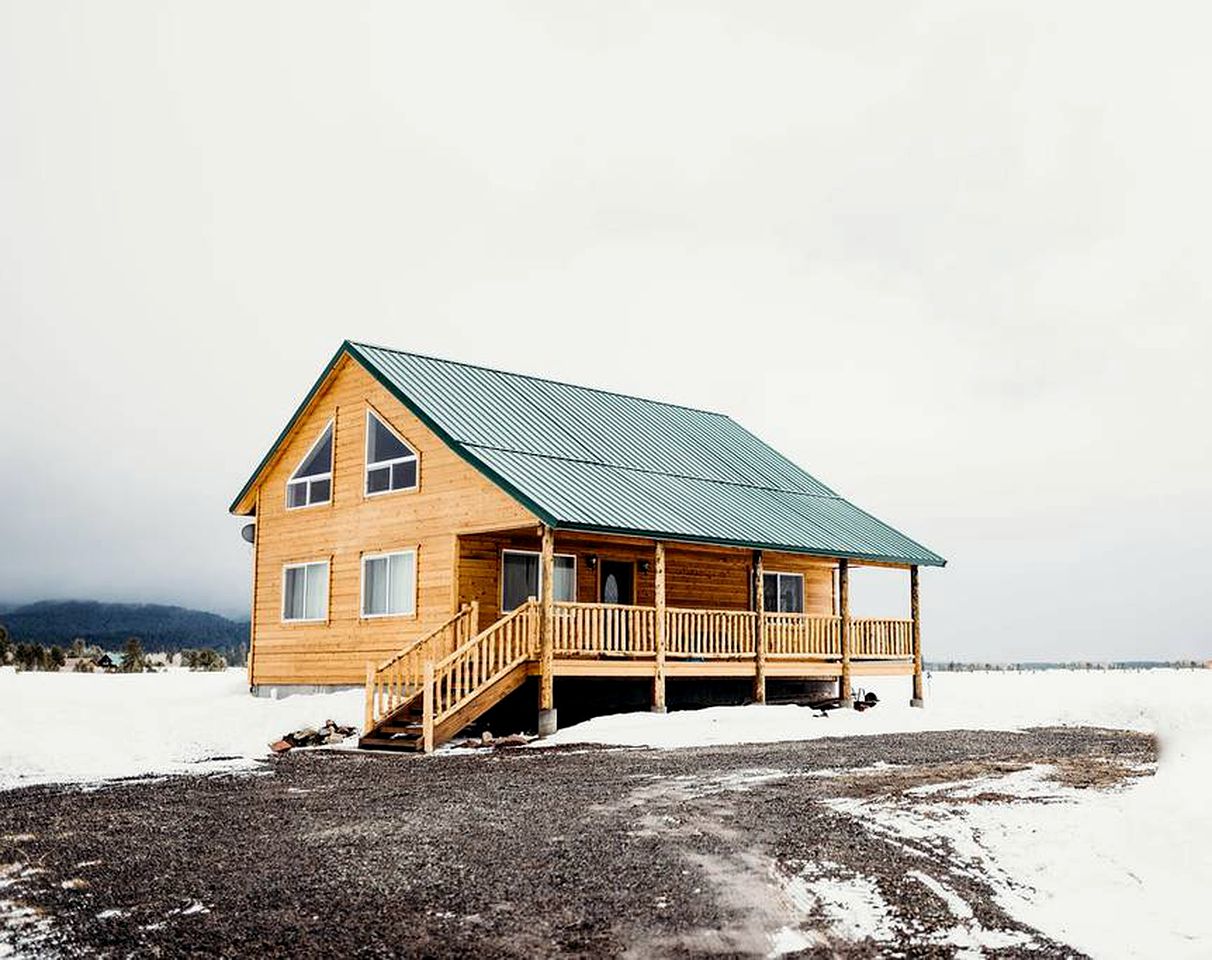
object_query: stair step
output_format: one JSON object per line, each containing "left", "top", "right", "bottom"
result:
{"left": 358, "top": 734, "right": 423, "bottom": 753}
{"left": 379, "top": 723, "right": 424, "bottom": 735}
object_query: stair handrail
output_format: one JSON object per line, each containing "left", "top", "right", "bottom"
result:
{"left": 363, "top": 601, "right": 479, "bottom": 732}
{"left": 421, "top": 599, "right": 539, "bottom": 751}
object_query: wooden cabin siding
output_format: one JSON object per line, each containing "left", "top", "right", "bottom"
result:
{"left": 762, "top": 550, "right": 837, "bottom": 615}
{"left": 456, "top": 533, "right": 836, "bottom": 623}
{"left": 250, "top": 357, "right": 536, "bottom": 686}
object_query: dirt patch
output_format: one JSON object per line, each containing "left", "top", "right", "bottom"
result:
{"left": 828, "top": 759, "right": 1033, "bottom": 799}
{"left": 0, "top": 726, "right": 1154, "bottom": 958}
{"left": 1045, "top": 754, "right": 1154, "bottom": 790}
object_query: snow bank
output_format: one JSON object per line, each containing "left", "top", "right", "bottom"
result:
{"left": 0, "top": 669, "right": 363, "bottom": 790}
{"left": 542, "top": 668, "right": 1204, "bottom": 749}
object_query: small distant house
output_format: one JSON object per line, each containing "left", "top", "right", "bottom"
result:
{"left": 230, "top": 342, "right": 946, "bottom": 751}
{"left": 95, "top": 652, "right": 121, "bottom": 670}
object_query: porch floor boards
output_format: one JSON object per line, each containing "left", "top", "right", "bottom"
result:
{"left": 541, "top": 657, "right": 914, "bottom": 679}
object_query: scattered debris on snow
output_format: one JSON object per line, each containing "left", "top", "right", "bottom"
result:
{"left": 270, "top": 719, "right": 357, "bottom": 753}
{"left": 448, "top": 731, "right": 535, "bottom": 750}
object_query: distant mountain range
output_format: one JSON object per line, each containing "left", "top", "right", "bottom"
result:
{"left": 0, "top": 601, "right": 249, "bottom": 654}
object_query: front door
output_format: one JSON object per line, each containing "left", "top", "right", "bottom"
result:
{"left": 599, "top": 560, "right": 634, "bottom": 605}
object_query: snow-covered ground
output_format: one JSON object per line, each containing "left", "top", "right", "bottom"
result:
{"left": 549, "top": 669, "right": 1212, "bottom": 959}
{"left": 0, "top": 667, "right": 364, "bottom": 790}
{"left": 1, "top": 666, "right": 1209, "bottom": 957}
{"left": 544, "top": 668, "right": 1198, "bottom": 748}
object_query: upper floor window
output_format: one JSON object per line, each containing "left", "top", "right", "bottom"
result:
{"left": 763, "top": 571, "right": 804, "bottom": 613}
{"left": 365, "top": 410, "right": 418, "bottom": 496}
{"left": 287, "top": 421, "right": 333, "bottom": 509}
{"left": 282, "top": 560, "right": 329, "bottom": 622}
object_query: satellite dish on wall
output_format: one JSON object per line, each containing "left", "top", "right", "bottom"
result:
{"left": 241, "top": 523, "right": 256, "bottom": 544}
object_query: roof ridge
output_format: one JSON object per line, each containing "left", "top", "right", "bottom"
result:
{"left": 347, "top": 339, "right": 729, "bottom": 418}
{"left": 461, "top": 441, "right": 844, "bottom": 500}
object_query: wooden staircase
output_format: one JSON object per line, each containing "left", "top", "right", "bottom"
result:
{"left": 359, "top": 600, "right": 539, "bottom": 753}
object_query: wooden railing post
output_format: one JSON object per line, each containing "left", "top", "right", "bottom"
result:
{"left": 538, "top": 526, "right": 557, "bottom": 736}
{"left": 422, "top": 660, "right": 435, "bottom": 753}
{"left": 839, "top": 558, "right": 852, "bottom": 706}
{"left": 753, "top": 550, "right": 766, "bottom": 703}
{"left": 910, "top": 565, "right": 924, "bottom": 707}
{"left": 652, "top": 542, "right": 667, "bottom": 713}
{"left": 469, "top": 599, "right": 480, "bottom": 641}
{"left": 364, "top": 661, "right": 375, "bottom": 732}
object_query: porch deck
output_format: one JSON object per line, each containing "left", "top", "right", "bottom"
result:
{"left": 361, "top": 592, "right": 919, "bottom": 752}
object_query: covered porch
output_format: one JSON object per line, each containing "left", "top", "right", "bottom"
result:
{"left": 363, "top": 525, "right": 928, "bottom": 751}
{"left": 455, "top": 525, "right": 926, "bottom": 715}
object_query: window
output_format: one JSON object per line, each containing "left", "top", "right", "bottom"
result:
{"left": 361, "top": 550, "right": 417, "bottom": 618}
{"left": 282, "top": 561, "right": 329, "bottom": 622}
{"left": 501, "top": 550, "right": 576, "bottom": 612}
{"left": 287, "top": 422, "right": 333, "bottom": 509}
{"left": 365, "top": 410, "right": 418, "bottom": 495}
{"left": 763, "top": 571, "right": 804, "bottom": 613}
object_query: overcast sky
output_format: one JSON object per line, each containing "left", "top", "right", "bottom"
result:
{"left": 2, "top": 2, "right": 1209, "bottom": 661}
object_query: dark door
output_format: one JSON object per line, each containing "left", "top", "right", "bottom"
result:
{"left": 599, "top": 561, "right": 634, "bottom": 605}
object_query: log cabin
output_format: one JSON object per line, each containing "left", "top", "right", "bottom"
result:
{"left": 229, "top": 341, "right": 946, "bottom": 751}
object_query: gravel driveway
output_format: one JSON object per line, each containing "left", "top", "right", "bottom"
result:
{"left": 1, "top": 727, "right": 1153, "bottom": 958}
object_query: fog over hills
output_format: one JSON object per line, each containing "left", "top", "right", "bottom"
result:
{"left": 0, "top": 600, "right": 249, "bottom": 654}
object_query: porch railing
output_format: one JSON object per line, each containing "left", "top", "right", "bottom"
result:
{"left": 552, "top": 602, "right": 656, "bottom": 656}
{"left": 548, "top": 603, "right": 912, "bottom": 661}
{"left": 851, "top": 617, "right": 914, "bottom": 658}
{"left": 424, "top": 599, "right": 539, "bottom": 749}
{"left": 766, "top": 613, "right": 840, "bottom": 658}
{"left": 364, "top": 602, "right": 478, "bottom": 731}
{"left": 666, "top": 608, "right": 757, "bottom": 658}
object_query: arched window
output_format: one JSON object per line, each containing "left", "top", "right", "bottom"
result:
{"left": 286, "top": 421, "right": 333, "bottom": 509}
{"left": 365, "top": 410, "right": 418, "bottom": 495}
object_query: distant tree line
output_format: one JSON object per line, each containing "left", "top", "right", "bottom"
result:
{"left": 926, "top": 660, "right": 1209, "bottom": 672}
{"left": 0, "top": 600, "right": 249, "bottom": 653}
{"left": 0, "top": 623, "right": 241, "bottom": 673}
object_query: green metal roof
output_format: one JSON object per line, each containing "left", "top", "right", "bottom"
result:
{"left": 232, "top": 341, "right": 945, "bottom": 567}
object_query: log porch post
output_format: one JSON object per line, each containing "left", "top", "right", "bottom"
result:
{"left": 753, "top": 550, "right": 766, "bottom": 703}
{"left": 838, "top": 558, "right": 852, "bottom": 706}
{"left": 537, "top": 525, "right": 557, "bottom": 736}
{"left": 910, "top": 565, "right": 924, "bottom": 707}
{"left": 364, "top": 661, "right": 375, "bottom": 733}
{"left": 422, "top": 660, "right": 435, "bottom": 753}
{"left": 652, "top": 541, "right": 667, "bottom": 712}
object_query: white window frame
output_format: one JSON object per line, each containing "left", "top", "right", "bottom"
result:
{"left": 281, "top": 560, "right": 330, "bottom": 623}
{"left": 364, "top": 408, "right": 419, "bottom": 497}
{"left": 286, "top": 419, "right": 334, "bottom": 511}
{"left": 763, "top": 570, "right": 805, "bottom": 614}
{"left": 360, "top": 548, "right": 419, "bottom": 619}
{"left": 499, "top": 549, "right": 577, "bottom": 612}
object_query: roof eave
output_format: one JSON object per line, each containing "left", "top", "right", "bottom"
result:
{"left": 228, "top": 341, "right": 352, "bottom": 516}
{"left": 547, "top": 520, "right": 947, "bottom": 567}
{"left": 343, "top": 342, "right": 557, "bottom": 528}
{"left": 229, "top": 340, "right": 557, "bottom": 527}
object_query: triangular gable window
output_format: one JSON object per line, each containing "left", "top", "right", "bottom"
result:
{"left": 287, "top": 421, "right": 333, "bottom": 508}
{"left": 365, "top": 410, "right": 418, "bottom": 495}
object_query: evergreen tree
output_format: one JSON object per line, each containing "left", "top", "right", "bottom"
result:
{"left": 49, "top": 645, "right": 66, "bottom": 669}
{"left": 15, "top": 643, "right": 45, "bottom": 671}
{"left": 120, "top": 636, "right": 147, "bottom": 673}
{"left": 183, "top": 647, "right": 226, "bottom": 671}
